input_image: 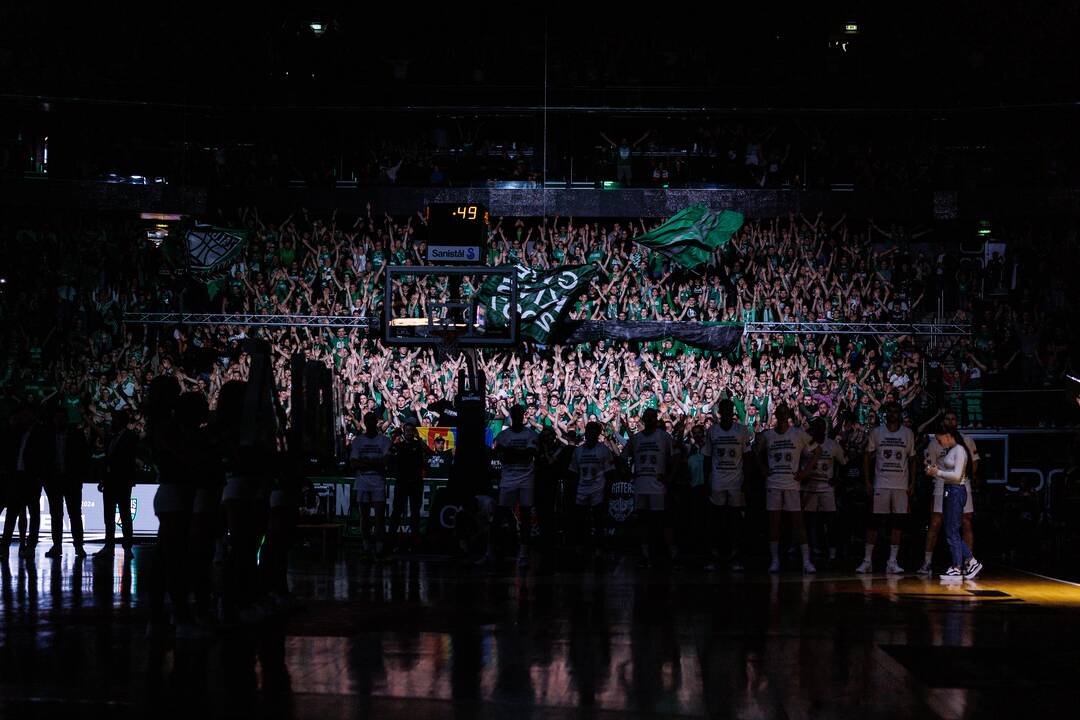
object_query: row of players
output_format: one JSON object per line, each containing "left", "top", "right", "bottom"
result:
{"left": 348, "top": 403, "right": 982, "bottom": 580}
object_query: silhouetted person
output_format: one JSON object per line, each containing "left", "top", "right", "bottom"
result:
{"left": 486, "top": 404, "right": 539, "bottom": 568}
{"left": 388, "top": 423, "right": 427, "bottom": 551}
{"left": 534, "top": 426, "right": 569, "bottom": 552}
{"left": 6, "top": 408, "right": 44, "bottom": 559}
{"left": 568, "top": 422, "right": 616, "bottom": 560}
{"left": 623, "top": 407, "right": 675, "bottom": 567}
{"left": 600, "top": 131, "right": 650, "bottom": 186}
{"left": 0, "top": 414, "right": 10, "bottom": 541}
{"left": 189, "top": 397, "right": 225, "bottom": 623}
{"left": 97, "top": 409, "right": 138, "bottom": 556}
{"left": 261, "top": 447, "right": 300, "bottom": 604}
{"left": 31, "top": 406, "right": 89, "bottom": 559}
{"left": 147, "top": 376, "right": 197, "bottom": 636}
{"left": 349, "top": 411, "right": 392, "bottom": 560}
{"left": 219, "top": 380, "right": 263, "bottom": 622}
{"left": 2, "top": 405, "right": 38, "bottom": 557}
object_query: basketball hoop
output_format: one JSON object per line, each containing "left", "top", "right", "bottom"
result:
{"left": 429, "top": 323, "right": 464, "bottom": 357}
{"left": 429, "top": 322, "right": 482, "bottom": 393}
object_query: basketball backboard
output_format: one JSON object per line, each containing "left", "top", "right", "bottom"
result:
{"left": 383, "top": 265, "right": 518, "bottom": 348}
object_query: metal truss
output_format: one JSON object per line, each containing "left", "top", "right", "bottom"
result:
{"left": 125, "top": 314, "right": 969, "bottom": 338}
{"left": 124, "top": 313, "right": 379, "bottom": 329}
{"left": 742, "top": 321, "right": 970, "bottom": 336}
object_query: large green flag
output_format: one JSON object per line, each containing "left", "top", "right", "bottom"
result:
{"left": 634, "top": 205, "right": 744, "bottom": 269}
{"left": 477, "top": 264, "right": 598, "bottom": 343}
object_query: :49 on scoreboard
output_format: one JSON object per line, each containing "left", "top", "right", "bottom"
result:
{"left": 426, "top": 203, "right": 489, "bottom": 239}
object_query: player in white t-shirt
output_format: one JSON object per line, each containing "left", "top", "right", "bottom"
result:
{"left": 568, "top": 421, "right": 616, "bottom": 559}
{"left": 349, "top": 412, "right": 392, "bottom": 559}
{"left": 622, "top": 408, "right": 674, "bottom": 567}
{"left": 918, "top": 409, "right": 979, "bottom": 574}
{"left": 490, "top": 404, "right": 540, "bottom": 567}
{"left": 702, "top": 398, "right": 751, "bottom": 571}
{"left": 800, "top": 417, "right": 848, "bottom": 564}
{"left": 856, "top": 403, "right": 916, "bottom": 574}
{"left": 755, "top": 404, "right": 818, "bottom": 573}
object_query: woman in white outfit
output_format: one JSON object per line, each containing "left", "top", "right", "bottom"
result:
{"left": 926, "top": 424, "right": 983, "bottom": 581}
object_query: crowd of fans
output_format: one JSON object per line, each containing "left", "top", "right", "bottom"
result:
{"left": 924, "top": 220, "right": 1080, "bottom": 426}
{"left": 1, "top": 206, "right": 1077, "bottom": 456}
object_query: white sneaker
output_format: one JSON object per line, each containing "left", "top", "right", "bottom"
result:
{"left": 964, "top": 559, "right": 983, "bottom": 580}
{"left": 730, "top": 559, "right": 745, "bottom": 572}
{"left": 885, "top": 561, "right": 905, "bottom": 575}
{"left": 855, "top": 560, "right": 873, "bottom": 574}
{"left": 768, "top": 558, "right": 780, "bottom": 573}
{"left": 917, "top": 562, "right": 933, "bottom": 575}
{"left": 803, "top": 561, "right": 817, "bottom": 574}
{"left": 703, "top": 562, "right": 720, "bottom": 571}
{"left": 940, "top": 566, "right": 964, "bottom": 582}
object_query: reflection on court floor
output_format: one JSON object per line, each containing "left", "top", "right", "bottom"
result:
{"left": 3, "top": 545, "right": 1080, "bottom": 719}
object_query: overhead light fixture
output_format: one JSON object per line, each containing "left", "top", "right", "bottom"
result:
{"left": 309, "top": 21, "right": 326, "bottom": 35}
{"left": 844, "top": 22, "right": 859, "bottom": 34}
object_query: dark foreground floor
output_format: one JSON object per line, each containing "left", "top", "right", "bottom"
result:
{"left": 3, "top": 544, "right": 1080, "bottom": 719}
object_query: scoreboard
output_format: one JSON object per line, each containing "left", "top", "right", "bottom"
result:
{"left": 425, "top": 203, "right": 488, "bottom": 263}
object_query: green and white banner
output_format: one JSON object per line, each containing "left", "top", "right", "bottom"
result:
{"left": 477, "top": 264, "right": 598, "bottom": 343}
{"left": 185, "top": 225, "right": 249, "bottom": 274}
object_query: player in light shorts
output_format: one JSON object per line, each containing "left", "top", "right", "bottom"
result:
{"left": 568, "top": 421, "right": 616, "bottom": 559}
{"left": 349, "top": 411, "right": 392, "bottom": 560}
{"left": 919, "top": 409, "right": 979, "bottom": 574}
{"left": 623, "top": 408, "right": 674, "bottom": 568}
{"left": 800, "top": 417, "right": 847, "bottom": 564}
{"left": 702, "top": 398, "right": 750, "bottom": 571}
{"left": 856, "top": 403, "right": 916, "bottom": 575}
{"left": 755, "top": 404, "right": 818, "bottom": 574}
{"left": 488, "top": 404, "right": 540, "bottom": 568}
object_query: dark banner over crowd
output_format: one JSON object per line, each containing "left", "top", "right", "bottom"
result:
{"left": 560, "top": 320, "right": 743, "bottom": 352}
